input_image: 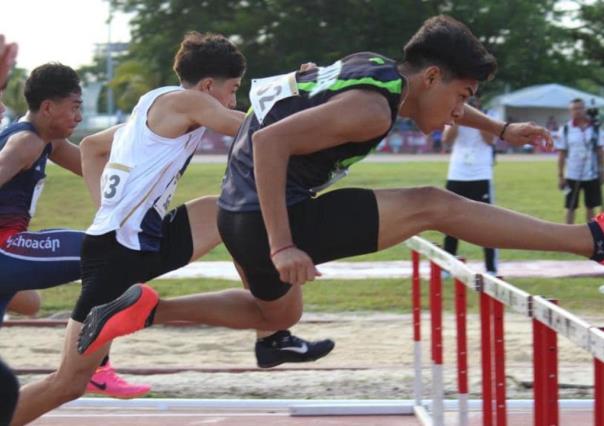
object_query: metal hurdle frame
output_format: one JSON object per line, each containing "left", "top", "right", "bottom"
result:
{"left": 24, "top": 236, "right": 604, "bottom": 423}
{"left": 406, "top": 236, "right": 604, "bottom": 426}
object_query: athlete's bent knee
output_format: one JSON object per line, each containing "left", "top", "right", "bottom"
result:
{"left": 262, "top": 305, "right": 302, "bottom": 330}
{"left": 46, "top": 370, "right": 89, "bottom": 403}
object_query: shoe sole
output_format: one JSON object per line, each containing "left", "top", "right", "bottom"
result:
{"left": 85, "top": 388, "right": 151, "bottom": 399}
{"left": 257, "top": 341, "right": 336, "bottom": 369}
{"left": 78, "top": 284, "right": 157, "bottom": 356}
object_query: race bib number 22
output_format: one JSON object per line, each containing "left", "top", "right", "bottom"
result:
{"left": 249, "top": 72, "right": 299, "bottom": 124}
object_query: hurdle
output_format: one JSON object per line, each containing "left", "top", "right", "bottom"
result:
{"left": 406, "top": 235, "right": 604, "bottom": 425}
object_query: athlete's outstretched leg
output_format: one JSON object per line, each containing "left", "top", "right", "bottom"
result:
{"left": 10, "top": 320, "right": 109, "bottom": 425}
{"left": 375, "top": 186, "right": 593, "bottom": 257}
{"left": 78, "top": 196, "right": 332, "bottom": 362}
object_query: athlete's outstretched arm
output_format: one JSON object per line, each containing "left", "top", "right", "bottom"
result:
{"left": 50, "top": 139, "right": 82, "bottom": 176}
{"left": 0, "top": 132, "right": 45, "bottom": 188}
{"left": 458, "top": 104, "right": 552, "bottom": 148}
{"left": 0, "top": 35, "right": 18, "bottom": 89}
{"left": 442, "top": 124, "right": 458, "bottom": 147}
{"left": 80, "top": 125, "right": 122, "bottom": 207}
{"left": 252, "top": 89, "right": 391, "bottom": 286}
{"left": 183, "top": 91, "right": 245, "bottom": 136}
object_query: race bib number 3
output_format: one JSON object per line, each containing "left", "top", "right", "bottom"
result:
{"left": 250, "top": 72, "right": 298, "bottom": 124}
{"left": 100, "top": 162, "right": 131, "bottom": 205}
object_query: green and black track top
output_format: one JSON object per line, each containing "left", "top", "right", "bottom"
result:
{"left": 219, "top": 51, "right": 404, "bottom": 212}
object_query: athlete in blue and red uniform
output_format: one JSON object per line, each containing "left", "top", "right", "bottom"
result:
{"left": 0, "top": 117, "right": 85, "bottom": 317}
{"left": 0, "top": 32, "right": 21, "bottom": 426}
{"left": 0, "top": 63, "right": 150, "bottom": 402}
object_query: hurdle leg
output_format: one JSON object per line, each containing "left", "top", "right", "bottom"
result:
{"left": 412, "top": 250, "right": 423, "bottom": 407}
{"left": 493, "top": 299, "right": 507, "bottom": 426}
{"left": 533, "top": 299, "right": 559, "bottom": 426}
{"left": 430, "top": 261, "right": 444, "bottom": 426}
{"left": 480, "top": 291, "right": 494, "bottom": 426}
{"left": 596, "top": 357, "right": 604, "bottom": 426}
{"left": 455, "top": 276, "right": 469, "bottom": 426}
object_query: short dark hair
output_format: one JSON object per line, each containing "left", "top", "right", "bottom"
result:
{"left": 570, "top": 98, "right": 584, "bottom": 104}
{"left": 24, "top": 63, "right": 81, "bottom": 111}
{"left": 173, "top": 32, "right": 246, "bottom": 85}
{"left": 402, "top": 16, "right": 497, "bottom": 82}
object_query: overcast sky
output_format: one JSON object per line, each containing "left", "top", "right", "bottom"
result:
{"left": 0, "top": 0, "right": 132, "bottom": 72}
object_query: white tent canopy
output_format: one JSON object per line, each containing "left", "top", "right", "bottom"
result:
{"left": 488, "top": 83, "right": 604, "bottom": 127}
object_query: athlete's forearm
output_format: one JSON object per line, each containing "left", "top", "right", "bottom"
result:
{"left": 442, "top": 125, "right": 458, "bottom": 145}
{"left": 80, "top": 126, "right": 121, "bottom": 207}
{"left": 252, "top": 130, "right": 294, "bottom": 251}
{"left": 80, "top": 138, "right": 109, "bottom": 207}
{"left": 457, "top": 104, "right": 505, "bottom": 137}
{"left": 188, "top": 93, "right": 245, "bottom": 137}
{"left": 223, "top": 110, "right": 246, "bottom": 136}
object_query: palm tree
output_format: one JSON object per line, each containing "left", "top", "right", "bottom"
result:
{"left": 110, "top": 59, "right": 160, "bottom": 112}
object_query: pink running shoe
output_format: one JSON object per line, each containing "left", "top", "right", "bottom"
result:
{"left": 86, "top": 362, "right": 151, "bottom": 399}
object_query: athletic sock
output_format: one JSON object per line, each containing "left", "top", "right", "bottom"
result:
{"left": 99, "top": 355, "right": 109, "bottom": 367}
{"left": 145, "top": 305, "right": 157, "bottom": 327}
{"left": 588, "top": 220, "right": 604, "bottom": 262}
{"left": 257, "top": 330, "right": 288, "bottom": 343}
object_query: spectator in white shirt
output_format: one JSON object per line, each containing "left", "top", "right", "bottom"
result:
{"left": 555, "top": 98, "right": 603, "bottom": 224}
{"left": 442, "top": 96, "right": 498, "bottom": 275}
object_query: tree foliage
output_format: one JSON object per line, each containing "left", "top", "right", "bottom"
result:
{"left": 105, "top": 0, "right": 596, "bottom": 110}
{"left": 3, "top": 67, "right": 28, "bottom": 117}
{"left": 573, "top": 0, "right": 604, "bottom": 88}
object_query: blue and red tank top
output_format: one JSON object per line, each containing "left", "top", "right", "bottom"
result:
{"left": 0, "top": 122, "right": 51, "bottom": 242}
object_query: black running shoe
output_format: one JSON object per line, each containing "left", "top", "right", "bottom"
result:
{"left": 255, "top": 330, "right": 335, "bottom": 368}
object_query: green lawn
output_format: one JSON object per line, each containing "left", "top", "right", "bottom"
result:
{"left": 36, "top": 157, "right": 575, "bottom": 262}
{"left": 31, "top": 156, "right": 604, "bottom": 316}
{"left": 37, "top": 276, "right": 604, "bottom": 316}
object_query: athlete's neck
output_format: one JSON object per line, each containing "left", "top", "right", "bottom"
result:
{"left": 22, "top": 112, "right": 55, "bottom": 143}
{"left": 396, "top": 63, "right": 418, "bottom": 121}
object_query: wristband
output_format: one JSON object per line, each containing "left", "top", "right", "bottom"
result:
{"left": 270, "top": 244, "right": 295, "bottom": 258}
{"left": 499, "top": 122, "right": 510, "bottom": 140}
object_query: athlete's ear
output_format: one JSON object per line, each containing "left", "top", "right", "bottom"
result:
{"left": 197, "top": 78, "right": 213, "bottom": 93}
{"left": 422, "top": 66, "right": 441, "bottom": 88}
{"left": 38, "top": 99, "right": 53, "bottom": 117}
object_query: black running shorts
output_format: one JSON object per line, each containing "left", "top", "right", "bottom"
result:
{"left": 218, "top": 188, "right": 379, "bottom": 301}
{"left": 445, "top": 179, "right": 492, "bottom": 204}
{"left": 71, "top": 205, "right": 193, "bottom": 322}
{"left": 564, "top": 178, "right": 602, "bottom": 209}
